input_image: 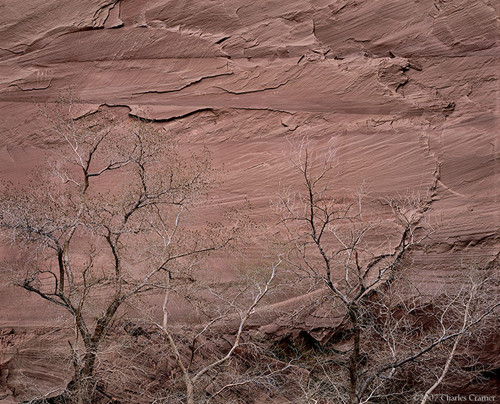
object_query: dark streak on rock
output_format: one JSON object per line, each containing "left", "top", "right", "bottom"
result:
{"left": 215, "top": 36, "right": 231, "bottom": 45}
{"left": 443, "top": 102, "right": 455, "bottom": 117}
{"left": 129, "top": 108, "right": 215, "bottom": 122}
{"left": 408, "top": 61, "right": 423, "bottom": 71}
{"left": 9, "top": 77, "right": 54, "bottom": 91}
{"left": 91, "top": 0, "right": 120, "bottom": 27}
{"left": 347, "top": 37, "right": 370, "bottom": 44}
{"left": 231, "top": 107, "right": 295, "bottom": 115}
{"left": 132, "top": 72, "right": 234, "bottom": 96}
{"left": 72, "top": 103, "right": 132, "bottom": 120}
{"left": 216, "top": 79, "right": 291, "bottom": 95}
{"left": 101, "top": 102, "right": 131, "bottom": 110}
{"left": 0, "top": 47, "right": 24, "bottom": 55}
{"left": 395, "top": 78, "right": 409, "bottom": 93}
{"left": 103, "top": 0, "right": 124, "bottom": 29}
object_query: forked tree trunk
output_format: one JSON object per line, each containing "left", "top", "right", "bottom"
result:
{"left": 69, "top": 297, "right": 121, "bottom": 403}
{"left": 70, "top": 349, "right": 98, "bottom": 404}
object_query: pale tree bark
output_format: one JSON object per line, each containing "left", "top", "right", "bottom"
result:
{"left": 1, "top": 101, "right": 230, "bottom": 404}
{"left": 276, "top": 138, "right": 499, "bottom": 404}
{"left": 419, "top": 274, "right": 499, "bottom": 404}
{"left": 158, "top": 256, "right": 281, "bottom": 404}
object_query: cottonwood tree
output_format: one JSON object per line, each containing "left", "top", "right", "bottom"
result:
{"left": 415, "top": 266, "right": 500, "bottom": 404}
{"left": 148, "top": 256, "right": 281, "bottom": 404}
{"left": 0, "top": 103, "right": 233, "bottom": 404}
{"left": 275, "top": 140, "right": 500, "bottom": 404}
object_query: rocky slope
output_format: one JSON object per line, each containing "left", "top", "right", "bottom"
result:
{"left": 0, "top": 0, "right": 499, "bottom": 402}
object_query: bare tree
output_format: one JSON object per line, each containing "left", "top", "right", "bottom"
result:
{"left": 0, "top": 103, "right": 232, "bottom": 404}
{"left": 275, "top": 140, "right": 500, "bottom": 404}
{"left": 417, "top": 266, "right": 498, "bottom": 404}
{"left": 151, "top": 256, "right": 281, "bottom": 404}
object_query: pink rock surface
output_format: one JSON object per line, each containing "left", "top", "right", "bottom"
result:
{"left": 0, "top": 0, "right": 499, "bottom": 400}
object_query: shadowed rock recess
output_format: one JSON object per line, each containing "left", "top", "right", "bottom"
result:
{"left": 0, "top": 0, "right": 499, "bottom": 402}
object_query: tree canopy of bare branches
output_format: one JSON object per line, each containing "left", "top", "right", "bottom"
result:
{"left": 275, "top": 139, "right": 500, "bottom": 404}
{"left": 0, "top": 103, "right": 232, "bottom": 404}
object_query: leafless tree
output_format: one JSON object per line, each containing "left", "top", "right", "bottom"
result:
{"left": 150, "top": 256, "right": 281, "bottom": 404}
{"left": 414, "top": 265, "right": 500, "bottom": 404}
{"left": 0, "top": 102, "right": 233, "bottom": 404}
{"left": 275, "top": 139, "right": 500, "bottom": 404}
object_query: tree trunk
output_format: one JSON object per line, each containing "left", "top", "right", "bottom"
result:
{"left": 348, "top": 305, "right": 360, "bottom": 404}
{"left": 68, "top": 345, "right": 98, "bottom": 404}
{"left": 186, "top": 380, "right": 195, "bottom": 404}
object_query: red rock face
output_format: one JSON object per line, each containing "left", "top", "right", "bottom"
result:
{"left": 0, "top": 0, "right": 499, "bottom": 401}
